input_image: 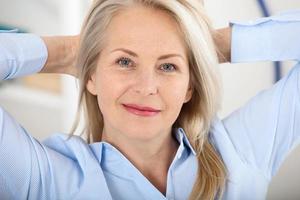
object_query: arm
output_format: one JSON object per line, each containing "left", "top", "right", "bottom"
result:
{"left": 0, "top": 33, "right": 47, "bottom": 80}
{"left": 221, "top": 10, "right": 300, "bottom": 179}
{"left": 0, "top": 33, "right": 78, "bottom": 80}
{"left": 41, "top": 35, "right": 79, "bottom": 77}
{"left": 216, "top": 10, "right": 300, "bottom": 63}
{"left": 0, "top": 32, "right": 82, "bottom": 198}
{"left": 231, "top": 10, "right": 300, "bottom": 62}
{"left": 0, "top": 33, "right": 48, "bottom": 198}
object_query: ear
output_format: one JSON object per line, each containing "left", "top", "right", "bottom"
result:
{"left": 184, "top": 86, "right": 193, "bottom": 103}
{"left": 86, "top": 73, "right": 97, "bottom": 96}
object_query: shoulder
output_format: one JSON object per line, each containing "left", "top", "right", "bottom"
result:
{"left": 209, "top": 117, "right": 251, "bottom": 167}
{"left": 42, "top": 133, "right": 99, "bottom": 166}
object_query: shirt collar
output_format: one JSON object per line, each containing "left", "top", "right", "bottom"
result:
{"left": 89, "top": 127, "right": 197, "bottom": 165}
{"left": 174, "top": 128, "right": 197, "bottom": 156}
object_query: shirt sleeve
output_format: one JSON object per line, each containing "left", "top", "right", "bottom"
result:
{"left": 222, "top": 10, "right": 300, "bottom": 180}
{"left": 0, "top": 33, "right": 48, "bottom": 80}
{"left": 0, "top": 33, "right": 56, "bottom": 198}
{"left": 0, "top": 106, "right": 49, "bottom": 198}
{"left": 231, "top": 9, "right": 300, "bottom": 62}
{"left": 0, "top": 106, "right": 94, "bottom": 199}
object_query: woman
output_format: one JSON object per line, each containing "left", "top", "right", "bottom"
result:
{"left": 0, "top": 0, "right": 299, "bottom": 199}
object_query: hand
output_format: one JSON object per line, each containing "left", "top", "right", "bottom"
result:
{"left": 214, "top": 27, "right": 232, "bottom": 63}
{"left": 40, "top": 35, "right": 79, "bottom": 77}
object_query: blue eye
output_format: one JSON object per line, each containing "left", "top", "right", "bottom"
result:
{"left": 116, "top": 57, "right": 134, "bottom": 68}
{"left": 160, "top": 63, "right": 176, "bottom": 72}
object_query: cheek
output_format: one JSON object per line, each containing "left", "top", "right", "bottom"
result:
{"left": 95, "top": 72, "right": 126, "bottom": 111}
{"left": 168, "top": 77, "right": 190, "bottom": 102}
{"left": 162, "top": 80, "right": 190, "bottom": 115}
{"left": 169, "top": 89, "right": 187, "bottom": 111}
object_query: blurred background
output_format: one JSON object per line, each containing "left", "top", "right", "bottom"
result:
{"left": 0, "top": 0, "right": 299, "bottom": 199}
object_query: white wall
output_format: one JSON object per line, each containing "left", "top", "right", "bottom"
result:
{"left": 0, "top": 0, "right": 299, "bottom": 199}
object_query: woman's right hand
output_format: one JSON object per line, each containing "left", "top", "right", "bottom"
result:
{"left": 40, "top": 35, "right": 79, "bottom": 77}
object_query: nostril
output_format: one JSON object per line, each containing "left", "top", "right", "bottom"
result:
{"left": 133, "top": 87, "right": 158, "bottom": 96}
{"left": 132, "top": 72, "right": 159, "bottom": 95}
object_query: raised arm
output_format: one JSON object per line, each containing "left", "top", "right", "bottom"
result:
{"left": 216, "top": 10, "right": 300, "bottom": 63}
{"left": 0, "top": 33, "right": 47, "bottom": 80}
{"left": 41, "top": 35, "right": 78, "bottom": 76}
{"left": 0, "top": 33, "right": 83, "bottom": 199}
{"left": 231, "top": 10, "right": 300, "bottom": 62}
{"left": 218, "top": 10, "right": 300, "bottom": 180}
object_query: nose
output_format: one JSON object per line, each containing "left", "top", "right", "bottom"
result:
{"left": 132, "top": 70, "right": 158, "bottom": 96}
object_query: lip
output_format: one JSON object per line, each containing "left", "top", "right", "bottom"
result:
{"left": 122, "top": 104, "right": 161, "bottom": 117}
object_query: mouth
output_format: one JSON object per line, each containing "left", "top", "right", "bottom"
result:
{"left": 122, "top": 104, "right": 161, "bottom": 117}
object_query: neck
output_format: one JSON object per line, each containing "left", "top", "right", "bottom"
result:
{"left": 102, "top": 128, "right": 179, "bottom": 195}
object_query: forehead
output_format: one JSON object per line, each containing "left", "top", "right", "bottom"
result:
{"left": 103, "top": 5, "right": 187, "bottom": 56}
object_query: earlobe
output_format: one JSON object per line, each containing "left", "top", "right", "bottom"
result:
{"left": 86, "top": 75, "right": 97, "bottom": 96}
{"left": 184, "top": 87, "right": 193, "bottom": 103}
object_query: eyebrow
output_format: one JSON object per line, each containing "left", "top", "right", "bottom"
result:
{"left": 110, "top": 48, "right": 186, "bottom": 61}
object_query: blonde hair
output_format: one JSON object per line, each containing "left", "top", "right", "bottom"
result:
{"left": 71, "top": 0, "right": 227, "bottom": 199}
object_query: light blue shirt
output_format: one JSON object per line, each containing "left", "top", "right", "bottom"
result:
{"left": 0, "top": 10, "right": 299, "bottom": 200}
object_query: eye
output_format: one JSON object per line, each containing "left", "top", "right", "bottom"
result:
{"left": 116, "top": 57, "right": 134, "bottom": 68}
{"left": 160, "top": 63, "right": 177, "bottom": 72}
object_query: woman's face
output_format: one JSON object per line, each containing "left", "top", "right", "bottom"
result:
{"left": 87, "top": 6, "right": 192, "bottom": 141}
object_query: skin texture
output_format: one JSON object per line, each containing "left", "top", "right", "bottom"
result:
{"left": 86, "top": 6, "right": 192, "bottom": 194}
{"left": 41, "top": 36, "right": 79, "bottom": 76}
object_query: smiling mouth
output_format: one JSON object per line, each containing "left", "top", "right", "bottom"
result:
{"left": 122, "top": 104, "right": 161, "bottom": 117}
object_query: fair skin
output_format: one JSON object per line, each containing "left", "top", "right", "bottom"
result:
{"left": 40, "top": 8, "right": 231, "bottom": 195}
{"left": 86, "top": 6, "right": 192, "bottom": 194}
{"left": 41, "top": 35, "right": 78, "bottom": 76}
